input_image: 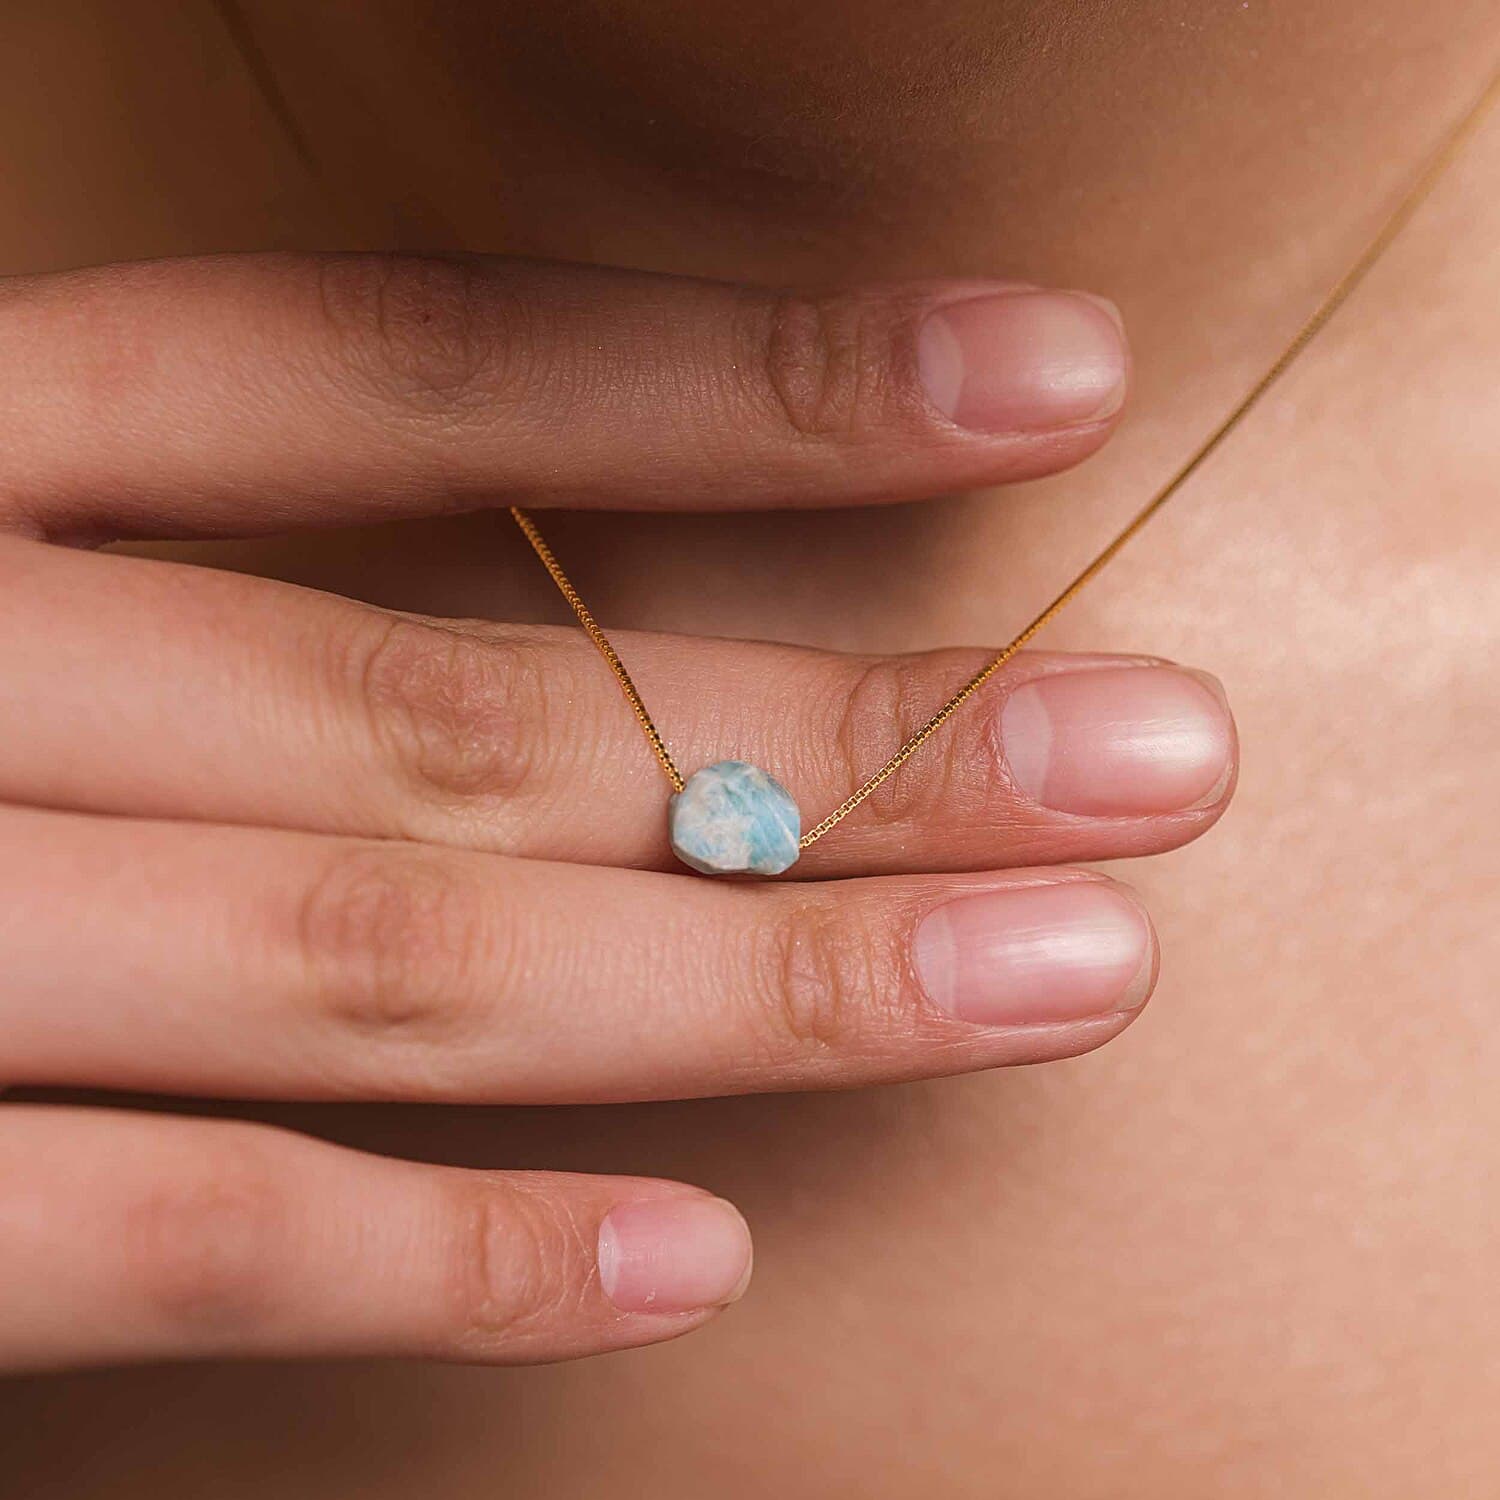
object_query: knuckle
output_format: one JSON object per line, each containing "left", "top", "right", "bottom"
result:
{"left": 123, "top": 1132, "right": 286, "bottom": 1333}
{"left": 443, "top": 1177, "right": 589, "bottom": 1353}
{"left": 752, "top": 896, "right": 903, "bottom": 1057}
{"left": 295, "top": 844, "right": 492, "bottom": 1048}
{"left": 759, "top": 290, "right": 903, "bottom": 440}
{"left": 829, "top": 655, "right": 958, "bottom": 830}
{"left": 313, "top": 253, "right": 528, "bottom": 423}
{"left": 353, "top": 615, "right": 542, "bottom": 815}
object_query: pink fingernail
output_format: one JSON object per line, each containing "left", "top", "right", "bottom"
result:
{"left": 1000, "top": 666, "right": 1234, "bottom": 816}
{"left": 917, "top": 290, "right": 1127, "bottom": 432}
{"left": 913, "top": 881, "right": 1154, "bottom": 1026}
{"left": 598, "top": 1197, "right": 753, "bottom": 1314}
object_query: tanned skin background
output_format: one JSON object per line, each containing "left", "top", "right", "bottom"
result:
{"left": 2, "top": 1, "right": 1497, "bottom": 1493}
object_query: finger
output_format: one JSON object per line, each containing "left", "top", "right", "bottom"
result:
{"left": 0, "top": 252, "right": 1127, "bottom": 542}
{"left": 0, "top": 539, "right": 1234, "bottom": 876}
{"left": 0, "top": 806, "right": 1158, "bottom": 1102}
{"left": 0, "top": 1105, "right": 752, "bottom": 1371}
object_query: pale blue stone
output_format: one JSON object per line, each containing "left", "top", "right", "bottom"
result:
{"left": 669, "top": 761, "right": 801, "bottom": 876}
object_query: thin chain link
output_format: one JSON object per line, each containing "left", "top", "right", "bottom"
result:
{"left": 513, "top": 64, "right": 1500, "bottom": 848}
{"left": 509, "top": 507, "right": 686, "bottom": 793}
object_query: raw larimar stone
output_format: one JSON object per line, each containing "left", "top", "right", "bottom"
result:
{"left": 669, "top": 761, "right": 801, "bottom": 876}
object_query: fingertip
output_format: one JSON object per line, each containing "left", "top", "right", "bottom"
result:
{"left": 598, "top": 1195, "right": 754, "bottom": 1316}
{"left": 911, "top": 875, "right": 1156, "bottom": 1028}
{"left": 997, "top": 663, "right": 1236, "bottom": 818}
{"left": 916, "top": 288, "right": 1130, "bottom": 434}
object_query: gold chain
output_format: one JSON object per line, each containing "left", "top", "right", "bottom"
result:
{"left": 509, "top": 506, "right": 687, "bottom": 793}
{"left": 513, "top": 64, "right": 1499, "bottom": 850}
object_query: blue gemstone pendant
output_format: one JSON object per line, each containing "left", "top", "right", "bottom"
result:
{"left": 669, "top": 761, "right": 802, "bottom": 876}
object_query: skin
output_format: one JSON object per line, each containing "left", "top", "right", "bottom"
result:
{"left": 1, "top": 234, "right": 1200, "bottom": 1353}
{"left": 1, "top": 0, "right": 1497, "bottom": 1494}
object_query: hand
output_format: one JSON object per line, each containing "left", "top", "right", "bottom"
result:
{"left": 0, "top": 253, "right": 1235, "bottom": 1370}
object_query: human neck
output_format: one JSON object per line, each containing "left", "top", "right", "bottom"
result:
{"left": 232, "top": 0, "right": 1494, "bottom": 297}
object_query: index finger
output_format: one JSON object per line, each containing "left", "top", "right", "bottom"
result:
{"left": 0, "top": 253, "right": 1127, "bottom": 542}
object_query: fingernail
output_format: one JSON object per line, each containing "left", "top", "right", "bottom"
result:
{"left": 598, "top": 1197, "right": 753, "bottom": 1314}
{"left": 913, "top": 881, "right": 1153, "bottom": 1025}
{"left": 1000, "top": 666, "right": 1233, "bottom": 816}
{"left": 917, "top": 290, "right": 1127, "bottom": 432}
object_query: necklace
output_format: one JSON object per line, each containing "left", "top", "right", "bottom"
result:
{"left": 513, "top": 67, "right": 1500, "bottom": 878}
